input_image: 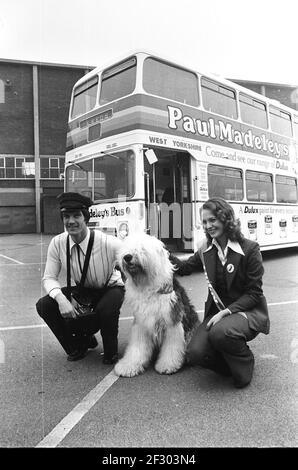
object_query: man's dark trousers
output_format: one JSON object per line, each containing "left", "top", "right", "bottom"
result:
{"left": 36, "top": 286, "right": 124, "bottom": 357}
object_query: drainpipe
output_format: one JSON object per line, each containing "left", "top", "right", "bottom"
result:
{"left": 33, "top": 65, "right": 41, "bottom": 233}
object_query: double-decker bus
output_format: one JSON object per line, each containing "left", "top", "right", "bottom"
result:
{"left": 65, "top": 51, "right": 298, "bottom": 251}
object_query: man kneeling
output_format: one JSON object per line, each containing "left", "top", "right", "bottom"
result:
{"left": 36, "top": 192, "right": 124, "bottom": 363}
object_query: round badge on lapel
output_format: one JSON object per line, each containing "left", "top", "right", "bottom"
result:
{"left": 227, "top": 263, "right": 234, "bottom": 273}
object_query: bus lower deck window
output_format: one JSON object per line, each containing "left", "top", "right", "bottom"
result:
{"left": 246, "top": 170, "right": 273, "bottom": 202}
{"left": 276, "top": 175, "right": 297, "bottom": 203}
{"left": 208, "top": 164, "right": 243, "bottom": 201}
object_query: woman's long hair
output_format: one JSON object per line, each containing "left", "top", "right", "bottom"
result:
{"left": 201, "top": 197, "right": 244, "bottom": 243}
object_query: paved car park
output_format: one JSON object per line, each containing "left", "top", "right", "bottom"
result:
{"left": 0, "top": 234, "right": 297, "bottom": 448}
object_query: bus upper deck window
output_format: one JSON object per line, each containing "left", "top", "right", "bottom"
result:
{"left": 143, "top": 58, "right": 199, "bottom": 106}
{"left": 270, "top": 106, "right": 292, "bottom": 137}
{"left": 71, "top": 76, "right": 98, "bottom": 119}
{"left": 239, "top": 93, "right": 268, "bottom": 129}
{"left": 201, "top": 77, "right": 237, "bottom": 119}
{"left": 99, "top": 57, "right": 137, "bottom": 105}
{"left": 293, "top": 116, "right": 298, "bottom": 139}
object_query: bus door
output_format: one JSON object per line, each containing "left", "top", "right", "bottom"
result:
{"left": 144, "top": 148, "right": 192, "bottom": 251}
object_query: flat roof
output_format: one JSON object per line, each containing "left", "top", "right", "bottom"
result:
{"left": 0, "top": 57, "right": 95, "bottom": 70}
{"left": 0, "top": 57, "right": 296, "bottom": 89}
{"left": 229, "top": 78, "right": 298, "bottom": 89}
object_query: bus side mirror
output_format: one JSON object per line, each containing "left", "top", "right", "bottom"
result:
{"left": 145, "top": 149, "right": 158, "bottom": 164}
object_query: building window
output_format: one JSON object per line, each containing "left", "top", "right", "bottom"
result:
{"left": 23, "top": 162, "right": 35, "bottom": 177}
{"left": 49, "top": 157, "right": 59, "bottom": 178}
{"left": 143, "top": 58, "right": 199, "bottom": 106}
{"left": 239, "top": 93, "right": 268, "bottom": 129}
{"left": 0, "top": 156, "right": 35, "bottom": 179}
{"left": 276, "top": 175, "right": 297, "bottom": 203}
{"left": 208, "top": 164, "right": 243, "bottom": 200}
{"left": 40, "top": 157, "right": 64, "bottom": 179}
{"left": 201, "top": 77, "right": 238, "bottom": 119}
{"left": 0, "top": 157, "right": 4, "bottom": 178}
{"left": 16, "top": 157, "right": 25, "bottom": 178}
{"left": 246, "top": 170, "right": 273, "bottom": 202}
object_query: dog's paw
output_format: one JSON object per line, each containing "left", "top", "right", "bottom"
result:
{"left": 114, "top": 360, "right": 144, "bottom": 377}
{"left": 154, "top": 359, "right": 183, "bottom": 375}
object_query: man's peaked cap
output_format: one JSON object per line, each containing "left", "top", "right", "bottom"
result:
{"left": 57, "top": 192, "right": 93, "bottom": 212}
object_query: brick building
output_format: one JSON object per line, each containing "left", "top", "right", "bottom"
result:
{"left": 0, "top": 59, "right": 297, "bottom": 234}
{"left": 0, "top": 59, "right": 93, "bottom": 234}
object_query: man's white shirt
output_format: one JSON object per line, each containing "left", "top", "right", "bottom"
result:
{"left": 43, "top": 228, "right": 123, "bottom": 298}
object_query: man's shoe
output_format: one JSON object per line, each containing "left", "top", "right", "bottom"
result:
{"left": 67, "top": 347, "right": 88, "bottom": 361}
{"left": 67, "top": 336, "right": 98, "bottom": 361}
{"left": 87, "top": 335, "right": 98, "bottom": 349}
{"left": 103, "top": 353, "right": 118, "bottom": 365}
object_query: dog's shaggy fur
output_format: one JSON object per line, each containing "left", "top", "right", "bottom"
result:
{"left": 114, "top": 234, "right": 198, "bottom": 377}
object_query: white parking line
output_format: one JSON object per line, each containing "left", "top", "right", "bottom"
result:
{"left": 268, "top": 300, "right": 298, "bottom": 306}
{"left": 2, "top": 262, "right": 46, "bottom": 266}
{"left": 36, "top": 370, "right": 119, "bottom": 447}
{"left": 0, "top": 254, "right": 24, "bottom": 265}
{"left": 0, "top": 300, "right": 297, "bottom": 332}
{"left": 0, "top": 316, "right": 135, "bottom": 331}
{"left": 0, "top": 324, "right": 46, "bottom": 331}
{"left": 260, "top": 354, "right": 278, "bottom": 359}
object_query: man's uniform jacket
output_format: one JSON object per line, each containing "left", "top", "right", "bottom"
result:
{"left": 171, "top": 237, "right": 270, "bottom": 335}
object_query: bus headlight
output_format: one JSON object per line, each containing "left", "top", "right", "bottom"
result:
{"left": 117, "top": 222, "right": 129, "bottom": 239}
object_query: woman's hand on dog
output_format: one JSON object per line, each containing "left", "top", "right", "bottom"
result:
{"left": 206, "top": 309, "right": 231, "bottom": 329}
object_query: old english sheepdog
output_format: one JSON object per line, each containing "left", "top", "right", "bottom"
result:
{"left": 114, "top": 234, "right": 198, "bottom": 377}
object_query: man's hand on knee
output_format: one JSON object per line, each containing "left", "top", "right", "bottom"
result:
{"left": 56, "top": 292, "right": 78, "bottom": 319}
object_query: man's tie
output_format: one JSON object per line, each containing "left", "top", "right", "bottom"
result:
{"left": 76, "top": 244, "right": 83, "bottom": 274}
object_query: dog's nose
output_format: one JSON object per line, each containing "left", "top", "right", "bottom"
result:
{"left": 123, "top": 254, "right": 133, "bottom": 263}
